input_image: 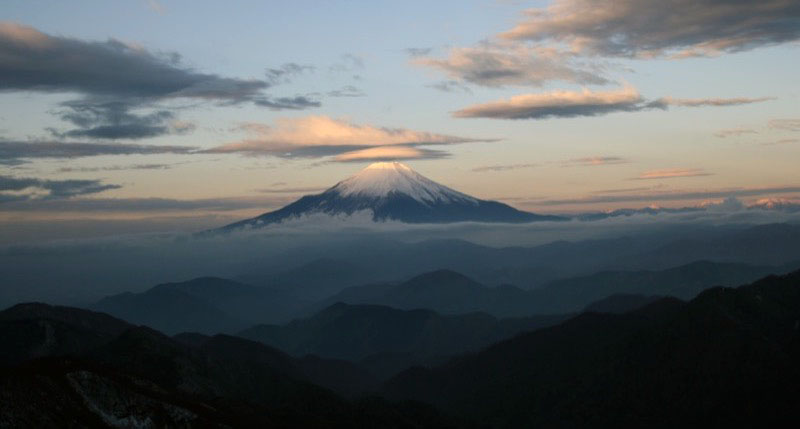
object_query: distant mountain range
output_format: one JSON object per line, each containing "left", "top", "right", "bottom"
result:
{"left": 239, "top": 302, "right": 569, "bottom": 378}
{"left": 88, "top": 257, "right": 800, "bottom": 336}
{"left": 221, "top": 162, "right": 563, "bottom": 231}
{"left": 91, "top": 277, "right": 309, "bottom": 334}
{"left": 316, "top": 261, "right": 798, "bottom": 317}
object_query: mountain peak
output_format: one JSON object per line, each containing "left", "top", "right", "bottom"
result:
{"left": 218, "top": 162, "right": 565, "bottom": 231}
{"left": 331, "top": 161, "right": 476, "bottom": 204}
{"left": 363, "top": 161, "right": 413, "bottom": 171}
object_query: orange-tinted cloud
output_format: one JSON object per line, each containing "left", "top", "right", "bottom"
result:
{"left": 634, "top": 168, "right": 712, "bottom": 180}
{"left": 207, "top": 116, "right": 494, "bottom": 158}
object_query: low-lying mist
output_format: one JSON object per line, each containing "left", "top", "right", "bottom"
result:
{"left": 2, "top": 205, "right": 799, "bottom": 309}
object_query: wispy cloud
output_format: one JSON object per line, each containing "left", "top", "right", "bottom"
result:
{"left": 0, "top": 195, "right": 291, "bottom": 212}
{"left": 256, "top": 186, "right": 327, "bottom": 194}
{"left": 562, "top": 156, "right": 628, "bottom": 166}
{"left": 414, "top": 43, "right": 608, "bottom": 88}
{"left": 0, "top": 174, "right": 121, "bottom": 201}
{"left": 0, "top": 140, "right": 196, "bottom": 164}
{"left": 427, "top": 80, "right": 473, "bottom": 93}
{"left": 634, "top": 168, "right": 712, "bottom": 180}
{"left": 650, "top": 96, "right": 774, "bottom": 108}
{"left": 404, "top": 47, "right": 432, "bottom": 57}
{"left": 769, "top": 119, "right": 800, "bottom": 132}
{"left": 539, "top": 186, "right": 800, "bottom": 206}
{"left": 714, "top": 128, "right": 758, "bottom": 138}
{"left": 453, "top": 87, "right": 772, "bottom": 120}
{"left": 761, "top": 138, "right": 800, "bottom": 146}
{"left": 56, "top": 163, "right": 176, "bottom": 173}
{"left": 500, "top": 0, "right": 800, "bottom": 58}
{"left": 327, "top": 85, "right": 365, "bottom": 97}
{"left": 205, "top": 116, "right": 495, "bottom": 160}
{"left": 472, "top": 163, "right": 539, "bottom": 172}
{"left": 264, "top": 63, "right": 315, "bottom": 85}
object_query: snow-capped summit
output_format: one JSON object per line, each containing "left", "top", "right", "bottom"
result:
{"left": 332, "top": 162, "right": 477, "bottom": 204}
{"left": 220, "top": 162, "right": 564, "bottom": 231}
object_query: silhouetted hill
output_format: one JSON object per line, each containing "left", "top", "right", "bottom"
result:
{"left": 0, "top": 303, "right": 133, "bottom": 366}
{"left": 582, "top": 293, "right": 662, "bottom": 314}
{"left": 318, "top": 261, "right": 791, "bottom": 317}
{"left": 0, "top": 303, "right": 454, "bottom": 427}
{"left": 260, "top": 258, "right": 375, "bottom": 300}
{"left": 240, "top": 302, "right": 568, "bottom": 378}
{"left": 384, "top": 270, "right": 800, "bottom": 427}
{"left": 528, "top": 259, "right": 793, "bottom": 314}
{"left": 91, "top": 277, "right": 308, "bottom": 334}
{"left": 624, "top": 223, "right": 800, "bottom": 269}
{"left": 319, "top": 270, "right": 540, "bottom": 317}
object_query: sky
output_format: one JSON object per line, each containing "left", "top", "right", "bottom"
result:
{"left": 1, "top": 0, "right": 799, "bottom": 240}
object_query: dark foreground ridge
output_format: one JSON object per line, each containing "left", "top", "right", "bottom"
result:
{"left": 384, "top": 270, "right": 800, "bottom": 428}
{"left": 3, "top": 269, "right": 800, "bottom": 427}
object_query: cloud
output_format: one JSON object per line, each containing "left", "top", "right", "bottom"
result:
{"left": 333, "top": 146, "right": 449, "bottom": 163}
{"left": 0, "top": 174, "right": 121, "bottom": 201}
{"left": 761, "top": 138, "right": 800, "bottom": 146}
{"left": 472, "top": 163, "right": 538, "bottom": 172}
{"left": 539, "top": 185, "right": 800, "bottom": 206}
{"left": 205, "top": 116, "right": 495, "bottom": 158}
{"left": 649, "top": 96, "right": 774, "bottom": 108}
{"left": 453, "top": 87, "right": 773, "bottom": 120}
{"left": 264, "top": 63, "right": 315, "bottom": 85}
{"left": 56, "top": 163, "right": 175, "bottom": 173}
{"left": 414, "top": 44, "right": 608, "bottom": 87}
{"left": 252, "top": 95, "right": 321, "bottom": 110}
{"left": 769, "top": 119, "right": 800, "bottom": 132}
{"left": 0, "top": 140, "right": 196, "bottom": 164}
{"left": 256, "top": 186, "right": 326, "bottom": 194}
{"left": 0, "top": 195, "right": 290, "bottom": 212}
{"left": 634, "top": 168, "right": 712, "bottom": 180}
{"left": 562, "top": 156, "right": 628, "bottom": 166}
{"left": 0, "top": 22, "right": 268, "bottom": 101}
{"left": 329, "top": 53, "right": 364, "bottom": 73}
{"left": 500, "top": 0, "right": 800, "bottom": 58}
{"left": 427, "top": 80, "right": 473, "bottom": 93}
{"left": 454, "top": 87, "right": 645, "bottom": 119}
{"left": 327, "top": 85, "right": 365, "bottom": 97}
{"left": 714, "top": 128, "right": 758, "bottom": 138}
{"left": 0, "top": 22, "right": 318, "bottom": 140}
{"left": 146, "top": 0, "right": 165, "bottom": 15}
{"left": 405, "top": 47, "right": 433, "bottom": 57}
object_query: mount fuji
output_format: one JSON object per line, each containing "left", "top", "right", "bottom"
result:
{"left": 222, "top": 162, "right": 564, "bottom": 230}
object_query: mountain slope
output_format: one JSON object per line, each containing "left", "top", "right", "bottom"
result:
{"left": 222, "top": 162, "right": 562, "bottom": 230}
{"left": 317, "top": 262, "right": 789, "bottom": 317}
{"left": 384, "top": 270, "right": 800, "bottom": 427}
{"left": 91, "top": 277, "right": 307, "bottom": 335}
{"left": 318, "top": 269, "right": 541, "bottom": 317}
{"left": 239, "top": 302, "right": 568, "bottom": 378}
{"left": 0, "top": 303, "right": 455, "bottom": 427}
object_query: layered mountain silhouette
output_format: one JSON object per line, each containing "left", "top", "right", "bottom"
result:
{"left": 0, "top": 303, "right": 455, "bottom": 427}
{"left": 384, "top": 270, "right": 800, "bottom": 428}
{"left": 317, "top": 261, "right": 795, "bottom": 317}
{"left": 221, "top": 161, "right": 563, "bottom": 230}
{"left": 3, "top": 269, "right": 800, "bottom": 426}
{"left": 91, "top": 277, "right": 308, "bottom": 334}
{"left": 240, "top": 302, "right": 569, "bottom": 378}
